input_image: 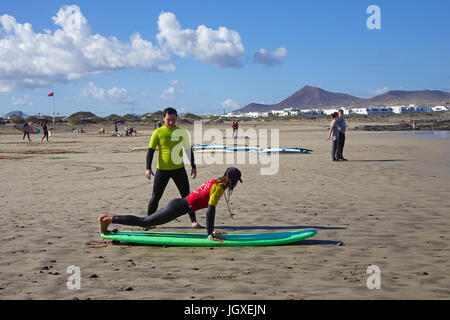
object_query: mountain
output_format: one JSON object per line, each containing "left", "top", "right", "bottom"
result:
{"left": 4, "top": 110, "right": 30, "bottom": 118}
{"left": 274, "top": 86, "right": 364, "bottom": 109}
{"left": 366, "top": 90, "right": 450, "bottom": 106}
{"left": 238, "top": 86, "right": 450, "bottom": 112}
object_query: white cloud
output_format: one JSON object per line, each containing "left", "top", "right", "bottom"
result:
{"left": 252, "top": 46, "right": 287, "bottom": 66}
{"left": 221, "top": 98, "right": 240, "bottom": 110}
{"left": 81, "top": 82, "right": 135, "bottom": 104}
{"left": 161, "top": 80, "right": 184, "bottom": 100}
{"left": 0, "top": 5, "right": 172, "bottom": 93}
{"left": 12, "top": 94, "right": 32, "bottom": 106}
{"left": 0, "top": 6, "right": 250, "bottom": 93}
{"left": 157, "top": 12, "right": 245, "bottom": 68}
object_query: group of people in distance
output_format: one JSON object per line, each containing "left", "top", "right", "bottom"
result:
{"left": 99, "top": 107, "right": 242, "bottom": 242}
{"left": 326, "top": 109, "right": 347, "bottom": 162}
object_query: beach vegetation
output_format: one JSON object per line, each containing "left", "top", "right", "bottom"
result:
{"left": 10, "top": 116, "right": 25, "bottom": 124}
{"left": 103, "top": 114, "right": 125, "bottom": 123}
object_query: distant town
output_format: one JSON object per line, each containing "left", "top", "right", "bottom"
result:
{"left": 217, "top": 104, "right": 449, "bottom": 119}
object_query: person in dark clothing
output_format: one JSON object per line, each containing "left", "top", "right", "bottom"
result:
{"left": 326, "top": 112, "right": 339, "bottom": 161}
{"left": 336, "top": 110, "right": 347, "bottom": 161}
{"left": 41, "top": 120, "right": 49, "bottom": 142}
{"left": 22, "top": 120, "right": 31, "bottom": 142}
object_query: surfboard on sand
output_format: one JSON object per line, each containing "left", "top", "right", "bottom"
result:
{"left": 254, "top": 148, "right": 312, "bottom": 154}
{"left": 101, "top": 229, "right": 317, "bottom": 247}
{"left": 14, "top": 124, "right": 40, "bottom": 134}
{"left": 194, "top": 149, "right": 234, "bottom": 153}
{"left": 130, "top": 147, "right": 149, "bottom": 152}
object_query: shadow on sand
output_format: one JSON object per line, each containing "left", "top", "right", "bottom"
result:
{"left": 160, "top": 225, "right": 346, "bottom": 231}
{"left": 347, "top": 159, "right": 407, "bottom": 162}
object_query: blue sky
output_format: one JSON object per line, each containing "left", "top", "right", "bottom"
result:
{"left": 1, "top": 0, "right": 449, "bottom": 116}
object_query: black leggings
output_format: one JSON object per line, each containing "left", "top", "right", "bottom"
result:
{"left": 114, "top": 198, "right": 190, "bottom": 228}
{"left": 42, "top": 131, "right": 49, "bottom": 141}
{"left": 337, "top": 132, "right": 345, "bottom": 159}
{"left": 148, "top": 167, "right": 196, "bottom": 223}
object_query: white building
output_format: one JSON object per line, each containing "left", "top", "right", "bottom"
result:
{"left": 348, "top": 108, "right": 368, "bottom": 115}
{"left": 323, "top": 109, "right": 339, "bottom": 115}
{"left": 432, "top": 105, "right": 448, "bottom": 112}
{"left": 301, "top": 109, "right": 324, "bottom": 116}
{"left": 389, "top": 106, "right": 405, "bottom": 114}
{"left": 271, "top": 110, "right": 287, "bottom": 116}
{"left": 244, "top": 112, "right": 260, "bottom": 118}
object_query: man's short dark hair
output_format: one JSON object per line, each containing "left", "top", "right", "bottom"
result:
{"left": 163, "top": 107, "right": 177, "bottom": 116}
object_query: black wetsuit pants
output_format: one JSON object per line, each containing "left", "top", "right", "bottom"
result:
{"left": 148, "top": 167, "right": 196, "bottom": 223}
{"left": 42, "top": 131, "right": 49, "bottom": 141}
{"left": 336, "top": 132, "right": 345, "bottom": 159}
{"left": 115, "top": 198, "right": 190, "bottom": 228}
{"left": 23, "top": 132, "right": 30, "bottom": 141}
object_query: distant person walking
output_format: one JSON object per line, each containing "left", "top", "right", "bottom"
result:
{"left": 232, "top": 120, "right": 239, "bottom": 139}
{"left": 146, "top": 107, "right": 201, "bottom": 228}
{"left": 41, "top": 120, "right": 49, "bottom": 142}
{"left": 22, "top": 120, "right": 31, "bottom": 142}
{"left": 114, "top": 123, "right": 118, "bottom": 135}
{"left": 412, "top": 119, "right": 417, "bottom": 133}
{"left": 326, "top": 112, "right": 340, "bottom": 161}
{"left": 336, "top": 109, "right": 347, "bottom": 161}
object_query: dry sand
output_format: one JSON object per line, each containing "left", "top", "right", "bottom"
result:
{"left": 0, "top": 119, "right": 449, "bottom": 300}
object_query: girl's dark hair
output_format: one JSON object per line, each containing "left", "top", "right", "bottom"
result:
{"left": 163, "top": 107, "right": 177, "bottom": 117}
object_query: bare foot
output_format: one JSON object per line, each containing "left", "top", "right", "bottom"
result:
{"left": 191, "top": 222, "right": 204, "bottom": 229}
{"left": 98, "top": 215, "right": 112, "bottom": 234}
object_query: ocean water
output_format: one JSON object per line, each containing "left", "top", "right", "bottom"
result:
{"left": 396, "top": 131, "right": 450, "bottom": 138}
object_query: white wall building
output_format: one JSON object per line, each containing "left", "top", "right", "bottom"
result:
{"left": 323, "top": 109, "right": 339, "bottom": 115}
{"left": 348, "top": 108, "right": 368, "bottom": 115}
{"left": 271, "top": 110, "right": 287, "bottom": 116}
{"left": 432, "top": 105, "right": 448, "bottom": 112}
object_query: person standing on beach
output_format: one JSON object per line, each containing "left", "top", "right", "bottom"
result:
{"left": 326, "top": 112, "right": 340, "bottom": 161}
{"left": 146, "top": 107, "right": 201, "bottom": 228}
{"left": 41, "top": 120, "right": 49, "bottom": 142}
{"left": 99, "top": 167, "right": 243, "bottom": 242}
{"left": 336, "top": 109, "right": 347, "bottom": 161}
{"left": 22, "top": 120, "right": 31, "bottom": 142}
{"left": 232, "top": 120, "right": 239, "bottom": 139}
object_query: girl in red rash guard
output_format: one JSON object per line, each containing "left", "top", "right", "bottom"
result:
{"left": 98, "top": 167, "right": 242, "bottom": 242}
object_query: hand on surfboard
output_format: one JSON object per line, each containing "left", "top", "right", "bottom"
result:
{"left": 146, "top": 169, "right": 155, "bottom": 181}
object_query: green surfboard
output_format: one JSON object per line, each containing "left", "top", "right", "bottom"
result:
{"left": 101, "top": 229, "right": 317, "bottom": 247}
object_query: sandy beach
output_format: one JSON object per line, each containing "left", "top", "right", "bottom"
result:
{"left": 0, "top": 119, "right": 449, "bottom": 300}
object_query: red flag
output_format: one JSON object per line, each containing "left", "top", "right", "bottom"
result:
{"left": 48, "top": 92, "right": 54, "bottom": 97}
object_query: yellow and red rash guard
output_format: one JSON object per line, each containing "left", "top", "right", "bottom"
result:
{"left": 185, "top": 179, "right": 224, "bottom": 212}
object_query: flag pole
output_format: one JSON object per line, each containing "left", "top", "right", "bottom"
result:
{"left": 52, "top": 91, "right": 55, "bottom": 124}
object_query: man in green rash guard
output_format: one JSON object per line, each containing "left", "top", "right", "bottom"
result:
{"left": 146, "top": 107, "right": 201, "bottom": 228}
